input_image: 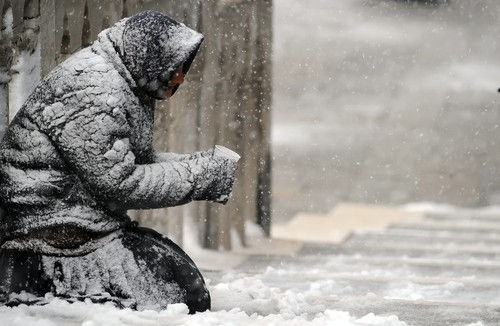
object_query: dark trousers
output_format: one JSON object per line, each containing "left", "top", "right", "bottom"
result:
{"left": 0, "top": 226, "right": 210, "bottom": 313}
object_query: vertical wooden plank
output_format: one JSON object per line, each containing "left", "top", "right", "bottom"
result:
{"left": 254, "top": 0, "right": 273, "bottom": 235}
{"left": 101, "top": 0, "right": 122, "bottom": 29}
{"left": 198, "top": 0, "right": 221, "bottom": 249}
{"left": 8, "top": 0, "right": 41, "bottom": 120}
{"left": 53, "top": 0, "right": 66, "bottom": 61}
{"left": 0, "top": 0, "right": 6, "bottom": 225}
{"left": 182, "top": 1, "right": 206, "bottom": 248}
{"left": 10, "top": 0, "right": 24, "bottom": 30}
{"left": 122, "top": 0, "right": 141, "bottom": 17}
{"left": 0, "top": 0, "right": 12, "bottom": 139}
{"left": 66, "top": 0, "right": 86, "bottom": 54}
{"left": 192, "top": 0, "right": 215, "bottom": 248}
{"left": 83, "top": 0, "right": 104, "bottom": 46}
{"left": 197, "top": 0, "right": 265, "bottom": 250}
{"left": 23, "top": 0, "right": 40, "bottom": 19}
{"left": 218, "top": 2, "right": 249, "bottom": 249}
{"left": 39, "top": 0, "right": 55, "bottom": 75}
{"left": 202, "top": 1, "right": 252, "bottom": 250}
{"left": 236, "top": 0, "right": 260, "bottom": 244}
{"left": 0, "top": 0, "right": 6, "bottom": 30}
{"left": 206, "top": 1, "right": 231, "bottom": 250}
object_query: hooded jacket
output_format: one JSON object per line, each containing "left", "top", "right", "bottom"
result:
{"left": 0, "top": 11, "right": 234, "bottom": 243}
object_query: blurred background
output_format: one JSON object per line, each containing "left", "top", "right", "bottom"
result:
{"left": 272, "top": 0, "right": 500, "bottom": 223}
{"left": 1, "top": 0, "right": 500, "bottom": 248}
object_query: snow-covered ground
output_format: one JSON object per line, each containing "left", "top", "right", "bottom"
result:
{"left": 2, "top": 203, "right": 498, "bottom": 325}
{"left": 0, "top": 279, "right": 407, "bottom": 326}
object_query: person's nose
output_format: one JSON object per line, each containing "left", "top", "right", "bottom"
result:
{"left": 172, "top": 72, "right": 184, "bottom": 85}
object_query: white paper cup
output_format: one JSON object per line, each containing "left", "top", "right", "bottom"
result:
{"left": 213, "top": 145, "right": 241, "bottom": 162}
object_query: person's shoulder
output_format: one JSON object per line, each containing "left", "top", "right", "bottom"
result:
{"left": 60, "top": 48, "right": 115, "bottom": 80}
{"left": 41, "top": 49, "right": 109, "bottom": 88}
{"left": 44, "top": 48, "right": 128, "bottom": 98}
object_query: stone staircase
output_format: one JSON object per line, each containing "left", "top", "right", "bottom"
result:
{"left": 201, "top": 205, "right": 500, "bottom": 325}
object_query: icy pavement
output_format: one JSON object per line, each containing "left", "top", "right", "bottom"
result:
{"left": 0, "top": 298, "right": 407, "bottom": 326}
{"left": 1, "top": 205, "right": 498, "bottom": 325}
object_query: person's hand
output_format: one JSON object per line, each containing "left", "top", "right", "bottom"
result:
{"left": 210, "top": 146, "right": 240, "bottom": 204}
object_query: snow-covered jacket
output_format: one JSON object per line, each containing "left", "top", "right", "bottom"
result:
{"left": 0, "top": 11, "right": 236, "bottom": 243}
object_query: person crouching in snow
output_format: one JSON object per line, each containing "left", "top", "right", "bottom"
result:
{"left": 0, "top": 10, "right": 239, "bottom": 313}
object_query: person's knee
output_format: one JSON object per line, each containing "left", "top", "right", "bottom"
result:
{"left": 121, "top": 227, "right": 211, "bottom": 312}
{"left": 185, "top": 279, "right": 211, "bottom": 313}
{"left": 171, "top": 251, "right": 211, "bottom": 313}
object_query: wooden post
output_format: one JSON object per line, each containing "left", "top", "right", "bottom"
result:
{"left": 197, "top": 0, "right": 218, "bottom": 248}
{"left": 0, "top": 0, "right": 12, "bottom": 138}
{"left": 39, "top": 0, "right": 56, "bottom": 76}
{"left": 254, "top": 0, "right": 273, "bottom": 236}
{"left": 7, "top": 0, "right": 42, "bottom": 119}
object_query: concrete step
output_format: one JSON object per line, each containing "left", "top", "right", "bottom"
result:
{"left": 391, "top": 219, "right": 500, "bottom": 233}
{"left": 351, "top": 228, "right": 500, "bottom": 245}
{"left": 388, "top": 225, "right": 500, "bottom": 240}
{"left": 344, "top": 237, "right": 500, "bottom": 255}
{"left": 300, "top": 242, "right": 500, "bottom": 261}
{"left": 425, "top": 212, "right": 500, "bottom": 223}
{"left": 236, "top": 254, "right": 500, "bottom": 281}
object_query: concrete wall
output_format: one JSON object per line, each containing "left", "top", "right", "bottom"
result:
{"left": 0, "top": 0, "right": 272, "bottom": 249}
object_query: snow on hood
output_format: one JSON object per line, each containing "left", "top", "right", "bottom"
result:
{"left": 122, "top": 10, "right": 204, "bottom": 98}
{"left": 91, "top": 11, "right": 203, "bottom": 99}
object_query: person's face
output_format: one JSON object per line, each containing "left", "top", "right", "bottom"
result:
{"left": 163, "top": 64, "right": 185, "bottom": 99}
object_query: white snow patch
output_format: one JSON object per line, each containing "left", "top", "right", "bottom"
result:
{"left": 403, "top": 202, "right": 500, "bottom": 217}
{"left": 402, "top": 202, "right": 458, "bottom": 214}
{"left": 0, "top": 86, "right": 7, "bottom": 138}
{"left": 0, "top": 297, "right": 407, "bottom": 326}
{"left": 8, "top": 38, "right": 41, "bottom": 120}
{"left": 211, "top": 271, "right": 404, "bottom": 323}
{"left": 465, "top": 322, "right": 485, "bottom": 326}
{"left": 0, "top": 271, "right": 407, "bottom": 325}
{"left": 2, "top": 7, "right": 13, "bottom": 37}
{"left": 384, "top": 281, "right": 465, "bottom": 302}
{"left": 183, "top": 212, "right": 201, "bottom": 252}
{"left": 1, "top": 7, "right": 13, "bottom": 138}
{"left": 230, "top": 227, "right": 244, "bottom": 250}
{"left": 245, "top": 219, "right": 266, "bottom": 238}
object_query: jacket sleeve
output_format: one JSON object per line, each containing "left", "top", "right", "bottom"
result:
{"left": 154, "top": 151, "right": 205, "bottom": 163}
{"left": 44, "top": 103, "right": 236, "bottom": 209}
